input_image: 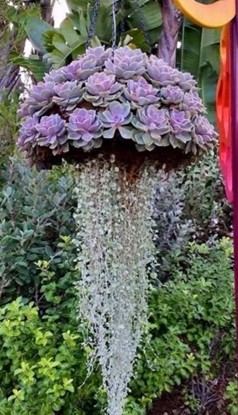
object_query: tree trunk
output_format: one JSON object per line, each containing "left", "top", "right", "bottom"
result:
{"left": 0, "top": 21, "right": 22, "bottom": 101}
{"left": 41, "top": 0, "right": 54, "bottom": 25}
{"left": 157, "top": 0, "right": 183, "bottom": 67}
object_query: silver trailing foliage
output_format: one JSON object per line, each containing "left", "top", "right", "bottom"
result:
{"left": 73, "top": 157, "right": 157, "bottom": 415}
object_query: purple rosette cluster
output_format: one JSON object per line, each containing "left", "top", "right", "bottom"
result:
{"left": 67, "top": 108, "right": 103, "bottom": 150}
{"left": 17, "top": 45, "right": 217, "bottom": 160}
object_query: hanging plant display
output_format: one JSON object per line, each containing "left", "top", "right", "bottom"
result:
{"left": 17, "top": 44, "right": 217, "bottom": 415}
{"left": 18, "top": 46, "right": 217, "bottom": 171}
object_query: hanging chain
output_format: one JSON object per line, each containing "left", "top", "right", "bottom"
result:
{"left": 131, "top": 0, "right": 151, "bottom": 51}
{"left": 119, "top": 0, "right": 125, "bottom": 38}
{"left": 111, "top": 0, "right": 117, "bottom": 50}
{"left": 86, "top": 0, "right": 101, "bottom": 48}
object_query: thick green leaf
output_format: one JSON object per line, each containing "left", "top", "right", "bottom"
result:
{"left": 25, "top": 17, "right": 52, "bottom": 54}
{"left": 59, "top": 17, "right": 85, "bottom": 45}
{"left": 199, "top": 63, "right": 218, "bottom": 124}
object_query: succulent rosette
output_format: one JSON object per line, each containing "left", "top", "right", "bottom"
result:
{"left": 104, "top": 47, "right": 146, "bottom": 79}
{"left": 132, "top": 106, "right": 171, "bottom": 150}
{"left": 36, "top": 114, "right": 68, "bottom": 154}
{"left": 84, "top": 73, "right": 122, "bottom": 106}
{"left": 17, "top": 115, "right": 40, "bottom": 151}
{"left": 17, "top": 46, "right": 217, "bottom": 165}
{"left": 123, "top": 77, "right": 160, "bottom": 108}
{"left": 67, "top": 108, "right": 103, "bottom": 150}
{"left": 99, "top": 101, "right": 133, "bottom": 139}
{"left": 53, "top": 81, "right": 84, "bottom": 110}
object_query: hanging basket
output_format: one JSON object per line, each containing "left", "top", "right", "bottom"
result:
{"left": 18, "top": 46, "right": 217, "bottom": 173}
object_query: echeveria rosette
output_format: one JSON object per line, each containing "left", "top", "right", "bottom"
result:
{"left": 44, "top": 69, "right": 67, "bottom": 84}
{"left": 182, "top": 91, "right": 206, "bottom": 114}
{"left": 67, "top": 108, "right": 103, "bottom": 150}
{"left": 17, "top": 115, "right": 39, "bottom": 152}
{"left": 85, "top": 46, "right": 113, "bottom": 66}
{"left": 188, "top": 115, "right": 218, "bottom": 153}
{"left": 105, "top": 47, "right": 146, "bottom": 80}
{"left": 99, "top": 101, "right": 133, "bottom": 139}
{"left": 53, "top": 81, "right": 84, "bottom": 110}
{"left": 146, "top": 56, "right": 180, "bottom": 87}
{"left": 36, "top": 114, "right": 68, "bottom": 154}
{"left": 63, "top": 56, "right": 102, "bottom": 81}
{"left": 178, "top": 72, "right": 197, "bottom": 91}
{"left": 160, "top": 85, "right": 184, "bottom": 106}
{"left": 18, "top": 82, "right": 55, "bottom": 117}
{"left": 84, "top": 73, "right": 122, "bottom": 106}
{"left": 169, "top": 109, "right": 193, "bottom": 148}
{"left": 132, "top": 106, "right": 171, "bottom": 150}
{"left": 123, "top": 77, "right": 160, "bottom": 108}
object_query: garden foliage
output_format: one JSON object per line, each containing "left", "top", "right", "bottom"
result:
{"left": 0, "top": 155, "right": 235, "bottom": 414}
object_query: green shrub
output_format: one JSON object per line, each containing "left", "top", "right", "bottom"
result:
{"left": 0, "top": 158, "right": 76, "bottom": 305}
{"left": 224, "top": 380, "right": 238, "bottom": 415}
{"left": 0, "top": 157, "right": 235, "bottom": 414}
{"left": 0, "top": 297, "right": 102, "bottom": 415}
{"left": 0, "top": 94, "right": 19, "bottom": 171}
{"left": 0, "top": 239, "right": 234, "bottom": 415}
{"left": 126, "top": 238, "right": 235, "bottom": 413}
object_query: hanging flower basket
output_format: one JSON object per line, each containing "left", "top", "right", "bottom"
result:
{"left": 18, "top": 46, "right": 217, "bottom": 172}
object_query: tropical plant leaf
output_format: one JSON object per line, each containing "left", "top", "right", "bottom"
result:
{"left": 9, "top": 53, "right": 49, "bottom": 81}
{"left": 178, "top": 19, "right": 220, "bottom": 122}
{"left": 24, "top": 17, "right": 52, "bottom": 53}
{"left": 200, "top": 63, "right": 218, "bottom": 123}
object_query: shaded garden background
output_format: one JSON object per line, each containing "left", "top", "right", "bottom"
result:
{"left": 0, "top": 0, "right": 237, "bottom": 414}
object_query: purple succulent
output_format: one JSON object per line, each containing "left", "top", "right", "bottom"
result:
{"left": 192, "top": 115, "right": 218, "bottom": 147}
{"left": 18, "top": 83, "right": 55, "bottom": 117}
{"left": 105, "top": 47, "right": 146, "bottom": 79}
{"left": 178, "top": 72, "right": 197, "bottom": 91}
{"left": 18, "top": 101, "right": 35, "bottom": 118}
{"left": 146, "top": 56, "right": 180, "bottom": 86}
{"left": 169, "top": 109, "right": 193, "bottom": 147}
{"left": 62, "top": 56, "right": 101, "bottom": 81}
{"left": 182, "top": 91, "right": 206, "bottom": 114}
{"left": 44, "top": 69, "right": 67, "bottom": 83}
{"left": 17, "top": 46, "right": 216, "bottom": 159}
{"left": 85, "top": 46, "right": 113, "bottom": 66}
{"left": 17, "top": 115, "right": 39, "bottom": 151}
{"left": 29, "top": 82, "right": 55, "bottom": 104}
{"left": 67, "top": 108, "right": 102, "bottom": 147}
{"left": 132, "top": 106, "right": 171, "bottom": 148}
{"left": 53, "top": 80, "right": 84, "bottom": 109}
{"left": 160, "top": 85, "right": 184, "bottom": 105}
{"left": 84, "top": 72, "right": 122, "bottom": 105}
{"left": 99, "top": 101, "right": 133, "bottom": 139}
{"left": 123, "top": 77, "right": 160, "bottom": 107}
{"left": 36, "top": 114, "right": 68, "bottom": 154}
{"left": 24, "top": 81, "right": 55, "bottom": 116}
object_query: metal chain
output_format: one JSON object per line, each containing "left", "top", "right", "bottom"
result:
{"left": 120, "top": 0, "right": 125, "bottom": 38}
{"left": 131, "top": 0, "right": 151, "bottom": 51}
{"left": 111, "top": 0, "right": 117, "bottom": 49}
{"left": 86, "top": 0, "right": 100, "bottom": 48}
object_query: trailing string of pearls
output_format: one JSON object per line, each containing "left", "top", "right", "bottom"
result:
{"left": 73, "top": 157, "right": 157, "bottom": 415}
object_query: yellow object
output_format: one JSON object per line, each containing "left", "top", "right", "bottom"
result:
{"left": 173, "top": 0, "right": 235, "bottom": 28}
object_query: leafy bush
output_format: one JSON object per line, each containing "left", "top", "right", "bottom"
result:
{"left": 0, "top": 234, "right": 234, "bottom": 414}
{"left": 0, "top": 157, "right": 76, "bottom": 305}
{"left": 0, "top": 297, "right": 103, "bottom": 415}
{"left": 0, "top": 157, "right": 235, "bottom": 414}
{"left": 0, "top": 94, "right": 19, "bottom": 171}
{"left": 126, "top": 238, "right": 235, "bottom": 413}
{"left": 181, "top": 151, "right": 232, "bottom": 241}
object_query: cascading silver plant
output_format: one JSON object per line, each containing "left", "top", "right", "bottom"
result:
{"left": 74, "top": 157, "right": 157, "bottom": 415}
